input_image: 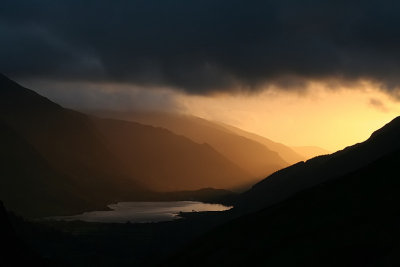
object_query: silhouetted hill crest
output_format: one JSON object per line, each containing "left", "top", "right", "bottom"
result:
{"left": 238, "top": 115, "right": 400, "bottom": 213}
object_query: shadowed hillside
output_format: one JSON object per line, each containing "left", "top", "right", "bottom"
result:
{"left": 0, "top": 74, "right": 252, "bottom": 217}
{"left": 236, "top": 116, "right": 400, "bottom": 214}
{"left": 90, "top": 110, "right": 289, "bottom": 179}
{"left": 93, "top": 117, "right": 252, "bottom": 191}
{"left": 167, "top": 116, "right": 400, "bottom": 266}
{"left": 0, "top": 119, "right": 101, "bottom": 217}
{"left": 0, "top": 74, "right": 148, "bottom": 217}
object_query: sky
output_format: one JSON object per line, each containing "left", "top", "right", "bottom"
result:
{"left": 2, "top": 0, "right": 400, "bottom": 151}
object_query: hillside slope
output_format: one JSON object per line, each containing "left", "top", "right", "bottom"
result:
{"left": 0, "top": 74, "right": 253, "bottom": 216}
{"left": 0, "top": 120, "right": 95, "bottom": 217}
{"left": 0, "top": 74, "right": 146, "bottom": 217}
{"left": 93, "top": 117, "right": 252, "bottom": 191}
{"left": 218, "top": 121, "right": 306, "bottom": 164}
{"left": 237, "top": 116, "right": 400, "bottom": 214}
{"left": 168, "top": 117, "right": 400, "bottom": 266}
{"left": 92, "top": 110, "right": 289, "bottom": 178}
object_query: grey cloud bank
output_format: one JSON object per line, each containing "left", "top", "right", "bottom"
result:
{"left": 2, "top": 0, "right": 400, "bottom": 96}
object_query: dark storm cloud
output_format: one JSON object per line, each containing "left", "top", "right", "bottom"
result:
{"left": 19, "top": 79, "right": 183, "bottom": 112}
{"left": 2, "top": 0, "right": 400, "bottom": 94}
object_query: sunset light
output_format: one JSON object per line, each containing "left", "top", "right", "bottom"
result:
{"left": 2, "top": 1, "right": 400, "bottom": 266}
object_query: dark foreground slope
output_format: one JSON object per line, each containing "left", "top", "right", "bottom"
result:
{"left": 5, "top": 201, "right": 233, "bottom": 266}
{"left": 167, "top": 120, "right": 400, "bottom": 266}
{"left": 237, "top": 116, "right": 400, "bottom": 214}
{"left": 0, "top": 201, "right": 48, "bottom": 266}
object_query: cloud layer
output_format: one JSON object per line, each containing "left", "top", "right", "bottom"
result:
{"left": 2, "top": 0, "right": 400, "bottom": 95}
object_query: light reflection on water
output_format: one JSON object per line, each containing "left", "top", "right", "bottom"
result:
{"left": 50, "top": 201, "right": 232, "bottom": 223}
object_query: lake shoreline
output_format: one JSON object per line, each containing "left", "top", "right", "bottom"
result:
{"left": 47, "top": 201, "right": 233, "bottom": 224}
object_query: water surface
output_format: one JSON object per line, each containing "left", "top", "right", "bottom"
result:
{"left": 51, "top": 201, "right": 232, "bottom": 223}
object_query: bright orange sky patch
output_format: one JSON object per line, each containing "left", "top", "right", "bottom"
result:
{"left": 176, "top": 81, "right": 400, "bottom": 152}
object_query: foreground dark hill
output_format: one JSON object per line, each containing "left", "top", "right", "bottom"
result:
{"left": 0, "top": 74, "right": 251, "bottom": 217}
{"left": 92, "top": 110, "right": 290, "bottom": 179}
{"left": 168, "top": 117, "right": 400, "bottom": 266}
{"left": 0, "top": 201, "right": 48, "bottom": 266}
{"left": 237, "top": 116, "right": 400, "bottom": 214}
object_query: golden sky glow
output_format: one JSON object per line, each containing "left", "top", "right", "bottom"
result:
{"left": 28, "top": 79, "right": 400, "bottom": 153}
{"left": 176, "top": 81, "right": 400, "bottom": 152}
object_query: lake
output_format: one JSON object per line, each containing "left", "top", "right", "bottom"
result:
{"left": 50, "top": 201, "right": 232, "bottom": 223}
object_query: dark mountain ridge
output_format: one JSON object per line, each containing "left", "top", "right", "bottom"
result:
{"left": 168, "top": 116, "right": 400, "bottom": 266}
{"left": 236, "top": 116, "right": 400, "bottom": 214}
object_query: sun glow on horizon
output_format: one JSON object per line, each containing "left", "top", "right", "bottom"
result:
{"left": 176, "top": 82, "right": 400, "bottom": 152}
{"left": 27, "top": 78, "right": 400, "bottom": 153}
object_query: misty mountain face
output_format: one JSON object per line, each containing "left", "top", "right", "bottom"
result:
{"left": 168, "top": 117, "right": 400, "bottom": 266}
{"left": 216, "top": 121, "right": 307, "bottom": 163}
{"left": 236, "top": 116, "right": 400, "bottom": 214}
{"left": 92, "top": 111, "right": 291, "bottom": 179}
{"left": 92, "top": 117, "right": 252, "bottom": 191}
{"left": 0, "top": 74, "right": 252, "bottom": 217}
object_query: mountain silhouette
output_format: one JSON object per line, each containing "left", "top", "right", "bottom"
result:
{"left": 236, "top": 116, "right": 400, "bottom": 214}
{"left": 0, "top": 74, "right": 251, "bottom": 217}
{"left": 90, "top": 110, "right": 290, "bottom": 179}
{"left": 92, "top": 117, "right": 252, "bottom": 191}
{"left": 0, "top": 74, "right": 148, "bottom": 217}
{"left": 167, "top": 116, "right": 400, "bottom": 266}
